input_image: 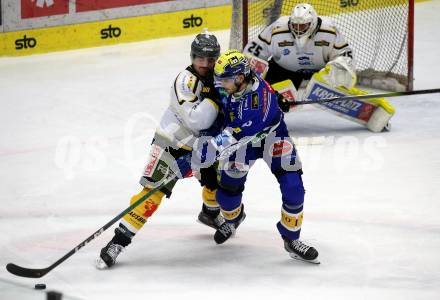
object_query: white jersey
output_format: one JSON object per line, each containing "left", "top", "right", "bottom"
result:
{"left": 156, "top": 66, "right": 219, "bottom": 150}
{"left": 243, "top": 16, "right": 354, "bottom": 73}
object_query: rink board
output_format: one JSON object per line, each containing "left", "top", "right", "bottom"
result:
{"left": 0, "top": 5, "right": 231, "bottom": 57}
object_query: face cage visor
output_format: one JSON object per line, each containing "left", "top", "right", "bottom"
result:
{"left": 289, "top": 20, "right": 311, "bottom": 37}
{"left": 214, "top": 74, "right": 240, "bottom": 88}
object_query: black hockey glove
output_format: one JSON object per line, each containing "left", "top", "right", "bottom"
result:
{"left": 276, "top": 92, "right": 291, "bottom": 113}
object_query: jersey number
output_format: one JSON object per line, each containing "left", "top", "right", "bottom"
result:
{"left": 248, "top": 42, "right": 263, "bottom": 57}
{"left": 341, "top": 50, "right": 353, "bottom": 59}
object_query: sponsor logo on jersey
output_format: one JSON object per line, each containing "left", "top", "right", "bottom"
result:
{"left": 262, "top": 88, "right": 268, "bottom": 115}
{"left": 143, "top": 144, "right": 162, "bottom": 177}
{"left": 187, "top": 75, "right": 195, "bottom": 90}
{"left": 183, "top": 14, "right": 203, "bottom": 28}
{"left": 15, "top": 35, "right": 37, "bottom": 50}
{"left": 100, "top": 25, "right": 121, "bottom": 39}
{"left": 251, "top": 93, "right": 259, "bottom": 109}
{"left": 278, "top": 40, "right": 294, "bottom": 47}
{"left": 298, "top": 56, "right": 313, "bottom": 66}
{"left": 314, "top": 40, "right": 330, "bottom": 47}
{"left": 282, "top": 48, "right": 290, "bottom": 55}
{"left": 128, "top": 211, "right": 147, "bottom": 225}
{"left": 270, "top": 140, "right": 293, "bottom": 157}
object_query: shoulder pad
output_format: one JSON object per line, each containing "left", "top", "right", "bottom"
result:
{"left": 317, "top": 17, "right": 337, "bottom": 34}
{"left": 176, "top": 70, "right": 199, "bottom": 94}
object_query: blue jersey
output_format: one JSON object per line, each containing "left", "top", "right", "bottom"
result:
{"left": 219, "top": 75, "right": 283, "bottom": 140}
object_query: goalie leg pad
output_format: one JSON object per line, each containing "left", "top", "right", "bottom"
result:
{"left": 305, "top": 73, "right": 396, "bottom": 132}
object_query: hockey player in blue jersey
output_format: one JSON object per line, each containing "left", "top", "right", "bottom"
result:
{"left": 176, "top": 49, "right": 319, "bottom": 263}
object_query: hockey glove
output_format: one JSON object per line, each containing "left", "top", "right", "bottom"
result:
{"left": 277, "top": 92, "right": 291, "bottom": 113}
{"left": 326, "top": 56, "right": 357, "bottom": 89}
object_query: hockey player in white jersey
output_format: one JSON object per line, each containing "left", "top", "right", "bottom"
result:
{"left": 244, "top": 3, "right": 395, "bottom": 132}
{"left": 96, "top": 30, "right": 225, "bottom": 269}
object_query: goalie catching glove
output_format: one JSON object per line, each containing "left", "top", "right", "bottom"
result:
{"left": 322, "top": 56, "right": 357, "bottom": 89}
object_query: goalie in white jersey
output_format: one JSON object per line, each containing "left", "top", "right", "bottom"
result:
{"left": 96, "top": 30, "right": 225, "bottom": 269}
{"left": 244, "top": 2, "right": 355, "bottom": 89}
{"left": 244, "top": 3, "right": 395, "bottom": 132}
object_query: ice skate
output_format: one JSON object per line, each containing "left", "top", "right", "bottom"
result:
{"left": 96, "top": 227, "right": 132, "bottom": 269}
{"left": 283, "top": 237, "right": 320, "bottom": 264}
{"left": 96, "top": 241, "right": 125, "bottom": 269}
{"left": 214, "top": 208, "right": 246, "bottom": 244}
{"left": 197, "top": 204, "right": 225, "bottom": 229}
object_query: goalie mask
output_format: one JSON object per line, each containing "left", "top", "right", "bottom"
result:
{"left": 288, "top": 3, "right": 318, "bottom": 48}
{"left": 191, "top": 28, "right": 221, "bottom": 59}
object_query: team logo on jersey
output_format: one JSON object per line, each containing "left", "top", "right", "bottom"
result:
{"left": 270, "top": 140, "right": 293, "bottom": 157}
{"left": 314, "top": 40, "right": 330, "bottom": 47}
{"left": 186, "top": 75, "right": 196, "bottom": 90}
{"left": 282, "top": 48, "right": 290, "bottom": 55}
{"left": 278, "top": 40, "right": 294, "bottom": 47}
{"left": 229, "top": 111, "right": 235, "bottom": 122}
{"left": 251, "top": 93, "right": 259, "bottom": 109}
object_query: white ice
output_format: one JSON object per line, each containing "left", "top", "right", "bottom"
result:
{"left": 1, "top": 1, "right": 440, "bottom": 299}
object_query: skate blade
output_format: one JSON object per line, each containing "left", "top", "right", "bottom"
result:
{"left": 95, "top": 258, "right": 109, "bottom": 270}
{"left": 289, "top": 253, "right": 320, "bottom": 265}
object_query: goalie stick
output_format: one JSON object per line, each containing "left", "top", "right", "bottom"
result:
{"left": 6, "top": 174, "right": 177, "bottom": 278}
{"left": 291, "top": 88, "right": 440, "bottom": 106}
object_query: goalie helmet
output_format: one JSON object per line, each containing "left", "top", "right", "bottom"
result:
{"left": 288, "top": 3, "right": 318, "bottom": 48}
{"left": 191, "top": 28, "right": 220, "bottom": 59}
{"left": 214, "top": 49, "right": 251, "bottom": 80}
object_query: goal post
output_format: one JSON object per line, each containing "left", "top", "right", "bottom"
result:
{"left": 229, "top": 0, "right": 414, "bottom": 91}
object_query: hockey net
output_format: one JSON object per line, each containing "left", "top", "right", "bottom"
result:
{"left": 229, "top": 0, "right": 414, "bottom": 91}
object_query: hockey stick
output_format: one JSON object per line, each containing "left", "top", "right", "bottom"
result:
{"left": 6, "top": 174, "right": 177, "bottom": 278}
{"left": 292, "top": 88, "right": 440, "bottom": 106}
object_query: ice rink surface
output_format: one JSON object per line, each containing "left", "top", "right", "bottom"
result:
{"left": 1, "top": 1, "right": 440, "bottom": 299}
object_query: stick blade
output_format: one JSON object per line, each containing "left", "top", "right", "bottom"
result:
{"left": 6, "top": 263, "right": 48, "bottom": 278}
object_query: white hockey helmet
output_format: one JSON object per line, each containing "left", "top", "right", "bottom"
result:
{"left": 289, "top": 3, "right": 318, "bottom": 48}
